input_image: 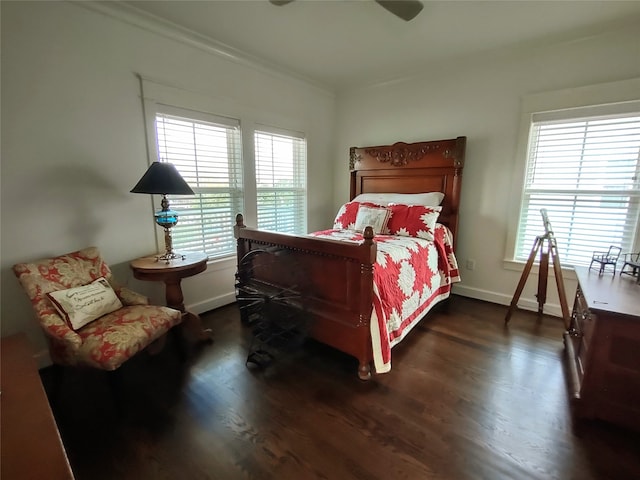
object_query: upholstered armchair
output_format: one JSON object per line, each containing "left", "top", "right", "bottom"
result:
{"left": 13, "top": 246, "right": 183, "bottom": 371}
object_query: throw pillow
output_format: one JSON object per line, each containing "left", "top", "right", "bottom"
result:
{"left": 333, "top": 201, "right": 379, "bottom": 230}
{"left": 47, "top": 277, "right": 123, "bottom": 330}
{"left": 353, "top": 205, "right": 391, "bottom": 234}
{"left": 387, "top": 204, "right": 442, "bottom": 240}
{"left": 353, "top": 192, "right": 444, "bottom": 206}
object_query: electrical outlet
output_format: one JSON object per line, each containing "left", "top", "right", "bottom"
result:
{"left": 466, "top": 259, "right": 476, "bottom": 271}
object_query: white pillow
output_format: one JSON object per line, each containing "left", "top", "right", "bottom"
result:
{"left": 47, "top": 277, "right": 123, "bottom": 330}
{"left": 352, "top": 192, "right": 444, "bottom": 206}
{"left": 353, "top": 205, "right": 391, "bottom": 234}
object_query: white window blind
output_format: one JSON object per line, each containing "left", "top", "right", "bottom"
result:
{"left": 254, "top": 128, "right": 307, "bottom": 234}
{"left": 515, "top": 112, "right": 640, "bottom": 267}
{"left": 155, "top": 110, "right": 243, "bottom": 259}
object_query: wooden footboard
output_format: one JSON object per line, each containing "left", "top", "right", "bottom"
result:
{"left": 235, "top": 214, "right": 378, "bottom": 379}
{"left": 235, "top": 137, "right": 465, "bottom": 379}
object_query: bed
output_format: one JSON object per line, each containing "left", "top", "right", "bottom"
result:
{"left": 234, "top": 136, "right": 465, "bottom": 379}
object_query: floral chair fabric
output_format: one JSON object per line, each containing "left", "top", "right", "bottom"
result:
{"left": 13, "top": 246, "right": 182, "bottom": 370}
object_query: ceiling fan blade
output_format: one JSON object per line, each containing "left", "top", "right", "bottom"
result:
{"left": 375, "top": 0, "right": 424, "bottom": 21}
{"left": 270, "top": 0, "right": 424, "bottom": 22}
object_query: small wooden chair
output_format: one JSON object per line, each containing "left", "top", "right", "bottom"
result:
{"left": 589, "top": 246, "right": 622, "bottom": 275}
{"left": 620, "top": 252, "right": 640, "bottom": 281}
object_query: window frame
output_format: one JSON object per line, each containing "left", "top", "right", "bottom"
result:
{"left": 254, "top": 124, "right": 308, "bottom": 235}
{"left": 152, "top": 106, "right": 244, "bottom": 260}
{"left": 139, "top": 76, "right": 309, "bottom": 263}
{"left": 504, "top": 78, "right": 640, "bottom": 274}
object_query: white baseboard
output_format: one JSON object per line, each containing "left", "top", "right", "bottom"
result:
{"left": 187, "top": 292, "right": 237, "bottom": 315}
{"left": 452, "top": 284, "right": 565, "bottom": 318}
{"left": 34, "top": 288, "right": 563, "bottom": 370}
{"left": 191, "top": 286, "right": 567, "bottom": 318}
{"left": 191, "top": 287, "right": 568, "bottom": 319}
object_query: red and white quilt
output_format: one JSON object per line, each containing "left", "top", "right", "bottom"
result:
{"left": 311, "top": 224, "right": 460, "bottom": 373}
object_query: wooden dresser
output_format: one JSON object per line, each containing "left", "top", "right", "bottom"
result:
{"left": 564, "top": 267, "right": 640, "bottom": 431}
{"left": 1, "top": 334, "right": 75, "bottom": 479}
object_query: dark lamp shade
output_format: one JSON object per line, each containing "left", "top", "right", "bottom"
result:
{"left": 130, "top": 162, "right": 194, "bottom": 195}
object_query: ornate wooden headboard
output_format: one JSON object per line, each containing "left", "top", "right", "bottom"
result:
{"left": 349, "top": 136, "right": 466, "bottom": 249}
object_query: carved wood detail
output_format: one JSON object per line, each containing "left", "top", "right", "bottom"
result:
{"left": 247, "top": 238, "right": 362, "bottom": 262}
{"left": 349, "top": 147, "right": 361, "bottom": 171}
{"left": 453, "top": 136, "right": 465, "bottom": 167}
{"left": 365, "top": 143, "right": 441, "bottom": 167}
{"left": 356, "top": 314, "right": 369, "bottom": 328}
{"left": 351, "top": 137, "right": 465, "bottom": 171}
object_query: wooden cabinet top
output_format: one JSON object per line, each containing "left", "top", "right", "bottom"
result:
{"left": 1, "top": 334, "right": 75, "bottom": 479}
{"left": 575, "top": 266, "right": 640, "bottom": 319}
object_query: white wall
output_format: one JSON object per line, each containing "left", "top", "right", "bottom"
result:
{"left": 3, "top": 1, "right": 638, "bottom": 364}
{"left": 1, "top": 1, "right": 336, "bottom": 362}
{"left": 333, "top": 24, "right": 640, "bottom": 316}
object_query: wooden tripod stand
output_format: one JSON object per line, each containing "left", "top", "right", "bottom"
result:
{"left": 504, "top": 209, "right": 571, "bottom": 329}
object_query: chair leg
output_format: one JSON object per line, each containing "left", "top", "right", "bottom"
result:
{"left": 170, "top": 327, "right": 189, "bottom": 363}
{"left": 106, "top": 368, "right": 126, "bottom": 417}
{"left": 146, "top": 334, "right": 167, "bottom": 356}
{"left": 46, "top": 363, "right": 65, "bottom": 409}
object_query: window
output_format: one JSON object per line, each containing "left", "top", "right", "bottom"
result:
{"left": 515, "top": 110, "right": 640, "bottom": 267}
{"left": 154, "top": 107, "right": 243, "bottom": 259}
{"left": 254, "top": 128, "right": 307, "bottom": 234}
{"left": 140, "top": 78, "right": 309, "bottom": 260}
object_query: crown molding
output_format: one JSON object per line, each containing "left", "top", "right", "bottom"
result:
{"left": 347, "top": 14, "right": 640, "bottom": 93}
{"left": 71, "top": 1, "right": 334, "bottom": 97}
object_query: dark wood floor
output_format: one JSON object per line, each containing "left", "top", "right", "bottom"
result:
{"left": 42, "top": 296, "right": 640, "bottom": 480}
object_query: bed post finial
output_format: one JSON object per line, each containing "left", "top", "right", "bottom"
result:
{"left": 362, "top": 226, "right": 374, "bottom": 244}
{"left": 235, "top": 213, "right": 245, "bottom": 228}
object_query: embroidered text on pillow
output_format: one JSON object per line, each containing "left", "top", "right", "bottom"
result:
{"left": 354, "top": 205, "right": 391, "bottom": 234}
{"left": 47, "top": 277, "right": 123, "bottom": 330}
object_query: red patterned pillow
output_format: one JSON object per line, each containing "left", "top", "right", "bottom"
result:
{"left": 333, "top": 201, "right": 379, "bottom": 230}
{"left": 387, "top": 204, "right": 442, "bottom": 240}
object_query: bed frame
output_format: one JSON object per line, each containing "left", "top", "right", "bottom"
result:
{"left": 234, "top": 136, "right": 466, "bottom": 379}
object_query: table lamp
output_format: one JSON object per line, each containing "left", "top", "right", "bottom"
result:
{"left": 131, "top": 162, "right": 195, "bottom": 263}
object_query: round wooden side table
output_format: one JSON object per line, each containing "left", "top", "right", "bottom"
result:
{"left": 130, "top": 252, "right": 212, "bottom": 342}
